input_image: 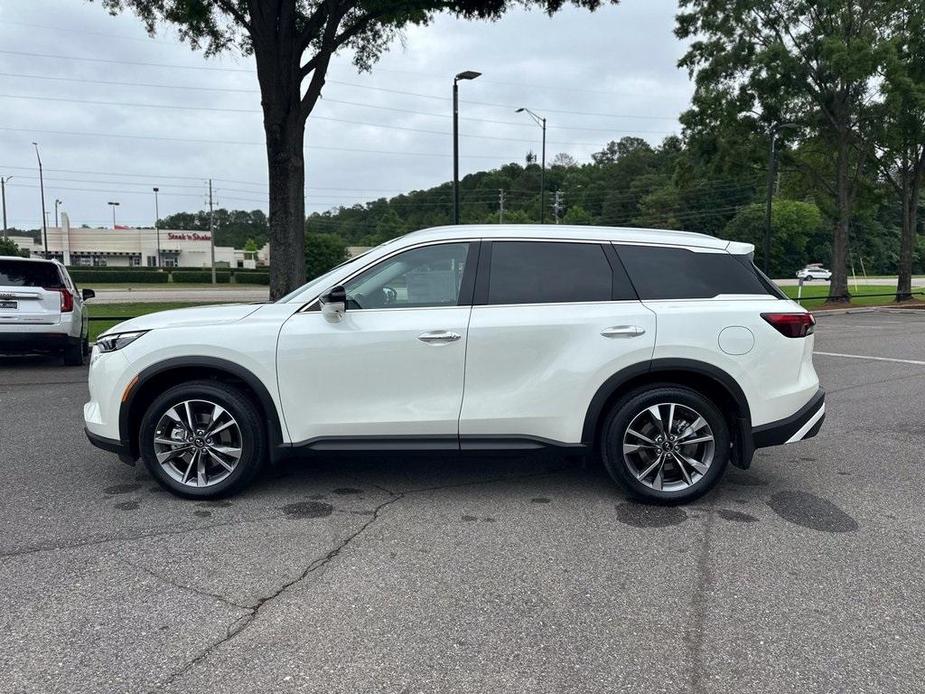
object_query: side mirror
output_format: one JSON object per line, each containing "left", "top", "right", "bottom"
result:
{"left": 82, "top": 288, "right": 95, "bottom": 301}
{"left": 320, "top": 285, "right": 347, "bottom": 319}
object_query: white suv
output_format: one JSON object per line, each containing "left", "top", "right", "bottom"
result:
{"left": 0, "top": 256, "right": 94, "bottom": 365}
{"left": 84, "top": 226, "right": 824, "bottom": 503}
{"left": 796, "top": 266, "right": 832, "bottom": 281}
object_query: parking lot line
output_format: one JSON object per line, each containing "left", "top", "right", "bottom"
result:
{"left": 815, "top": 351, "right": 925, "bottom": 366}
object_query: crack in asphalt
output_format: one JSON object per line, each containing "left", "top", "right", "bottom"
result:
{"left": 0, "top": 511, "right": 291, "bottom": 560}
{"left": 119, "top": 558, "right": 255, "bottom": 612}
{"left": 151, "top": 492, "right": 406, "bottom": 693}
{"left": 683, "top": 499, "right": 716, "bottom": 694}
{"left": 149, "top": 467, "right": 571, "bottom": 691}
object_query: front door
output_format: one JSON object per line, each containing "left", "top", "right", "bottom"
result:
{"left": 277, "top": 241, "right": 476, "bottom": 447}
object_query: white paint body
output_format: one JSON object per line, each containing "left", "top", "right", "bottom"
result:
{"left": 84, "top": 225, "right": 820, "bottom": 450}
{"left": 0, "top": 256, "right": 88, "bottom": 341}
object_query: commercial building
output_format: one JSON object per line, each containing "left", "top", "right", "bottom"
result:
{"left": 6, "top": 213, "right": 268, "bottom": 269}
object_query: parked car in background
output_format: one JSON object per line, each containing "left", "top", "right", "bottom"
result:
{"left": 0, "top": 256, "right": 94, "bottom": 365}
{"left": 796, "top": 265, "right": 832, "bottom": 281}
{"left": 84, "top": 225, "right": 824, "bottom": 503}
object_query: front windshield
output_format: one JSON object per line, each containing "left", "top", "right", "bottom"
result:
{"left": 275, "top": 252, "right": 370, "bottom": 303}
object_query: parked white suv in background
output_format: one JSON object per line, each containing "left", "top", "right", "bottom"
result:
{"left": 84, "top": 225, "right": 824, "bottom": 503}
{"left": 796, "top": 265, "right": 832, "bottom": 281}
{"left": 0, "top": 256, "right": 94, "bottom": 365}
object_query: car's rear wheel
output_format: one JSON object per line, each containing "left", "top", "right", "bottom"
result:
{"left": 139, "top": 380, "right": 266, "bottom": 499}
{"left": 600, "top": 385, "right": 730, "bottom": 504}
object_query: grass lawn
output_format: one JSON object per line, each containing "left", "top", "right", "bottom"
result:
{"left": 781, "top": 283, "right": 925, "bottom": 307}
{"left": 87, "top": 301, "right": 231, "bottom": 341}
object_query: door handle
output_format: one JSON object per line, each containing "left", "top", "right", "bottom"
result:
{"left": 601, "top": 325, "right": 645, "bottom": 338}
{"left": 418, "top": 330, "right": 462, "bottom": 344}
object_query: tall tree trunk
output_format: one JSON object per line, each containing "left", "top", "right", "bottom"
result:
{"left": 829, "top": 131, "right": 851, "bottom": 302}
{"left": 896, "top": 181, "right": 916, "bottom": 302}
{"left": 252, "top": 5, "right": 307, "bottom": 301}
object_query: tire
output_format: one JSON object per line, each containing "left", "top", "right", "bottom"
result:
{"left": 139, "top": 380, "right": 267, "bottom": 499}
{"left": 63, "top": 338, "right": 85, "bottom": 366}
{"left": 600, "top": 385, "right": 730, "bottom": 504}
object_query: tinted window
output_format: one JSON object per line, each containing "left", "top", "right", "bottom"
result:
{"left": 344, "top": 242, "right": 470, "bottom": 309}
{"left": 616, "top": 245, "right": 772, "bottom": 300}
{"left": 487, "top": 241, "right": 616, "bottom": 305}
{"left": 0, "top": 260, "right": 64, "bottom": 288}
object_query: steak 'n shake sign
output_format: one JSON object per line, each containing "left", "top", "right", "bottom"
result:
{"left": 167, "top": 232, "right": 212, "bottom": 241}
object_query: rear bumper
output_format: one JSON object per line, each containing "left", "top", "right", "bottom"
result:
{"left": 84, "top": 426, "right": 136, "bottom": 465}
{"left": 752, "top": 387, "right": 825, "bottom": 448}
{"left": 0, "top": 332, "right": 75, "bottom": 353}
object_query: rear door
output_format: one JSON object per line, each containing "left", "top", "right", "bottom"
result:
{"left": 459, "top": 239, "right": 656, "bottom": 446}
{"left": 0, "top": 259, "right": 64, "bottom": 326}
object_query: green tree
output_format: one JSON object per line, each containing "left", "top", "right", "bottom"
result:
{"left": 870, "top": 2, "right": 925, "bottom": 300}
{"left": 562, "top": 204, "right": 593, "bottom": 225}
{"left": 305, "top": 232, "right": 348, "bottom": 280}
{"left": 98, "top": 0, "right": 621, "bottom": 300}
{"left": 677, "top": 0, "right": 886, "bottom": 301}
{"left": 0, "top": 237, "right": 29, "bottom": 257}
{"left": 723, "top": 200, "right": 827, "bottom": 277}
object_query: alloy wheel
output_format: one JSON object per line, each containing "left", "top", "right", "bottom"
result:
{"left": 152, "top": 399, "right": 243, "bottom": 488}
{"left": 622, "top": 402, "right": 715, "bottom": 492}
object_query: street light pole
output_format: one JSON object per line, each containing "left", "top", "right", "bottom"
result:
{"left": 1, "top": 176, "right": 11, "bottom": 238}
{"left": 763, "top": 123, "right": 798, "bottom": 275}
{"left": 516, "top": 108, "right": 547, "bottom": 223}
{"left": 108, "top": 201, "right": 120, "bottom": 230}
{"left": 32, "top": 143, "right": 48, "bottom": 258}
{"left": 153, "top": 187, "right": 161, "bottom": 268}
{"left": 453, "top": 70, "right": 481, "bottom": 225}
{"left": 54, "top": 199, "right": 62, "bottom": 228}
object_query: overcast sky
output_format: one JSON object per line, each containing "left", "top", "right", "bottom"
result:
{"left": 0, "top": 0, "right": 692, "bottom": 231}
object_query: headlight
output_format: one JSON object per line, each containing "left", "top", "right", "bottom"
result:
{"left": 96, "top": 330, "right": 148, "bottom": 353}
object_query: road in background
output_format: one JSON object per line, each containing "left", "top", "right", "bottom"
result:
{"left": 90, "top": 287, "right": 270, "bottom": 304}
{"left": 1, "top": 311, "right": 924, "bottom": 693}
{"left": 775, "top": 276, "right": 925, "bottom": 286}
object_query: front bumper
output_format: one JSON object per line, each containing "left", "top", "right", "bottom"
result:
{"left": 752, "top": 387, "right": 825, "bottom": 448}
{"left": 84, "top": 426, "right": 136, "bottom": 465}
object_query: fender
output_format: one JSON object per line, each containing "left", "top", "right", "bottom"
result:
{"left": 581, "top": 357, "right": 752, "bottom": 454}
{"left": 119, "top": 356, "right": 285, "bottom": 459}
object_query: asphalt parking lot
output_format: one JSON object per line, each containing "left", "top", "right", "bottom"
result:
{"left": 2, "top": 309, "right": 924, "bottom": 694}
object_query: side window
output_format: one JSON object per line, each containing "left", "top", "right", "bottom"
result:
{"left": 486, "top": 241, "right": 620, "bottom": 305}
{"left": 343, "top": 242, "right": 471, "bottom": 310}
{"left": 616, "top": 245, "right": 772, "bottom": 300}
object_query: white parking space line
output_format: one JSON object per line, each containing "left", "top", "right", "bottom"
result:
{"left": 816, "top": 351, "right": 925, "bottom": 366}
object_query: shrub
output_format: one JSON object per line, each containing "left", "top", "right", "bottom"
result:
{"left": 69, "top": 269, "right": 168, "bottom": 284}
{"left": 233, "top": 271, "right": 269, "bottom": 285}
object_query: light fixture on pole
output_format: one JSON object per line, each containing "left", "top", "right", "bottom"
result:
{"left": 153, "top": 187, "right": 161, "bottom": 268}
{"left": 32, "top": 143, "right": 49, "bottom": 257}
{"left": 108, "top": 201, "right": 120, "bottom": 230}
{"left": 54, "top": 199, "right": 62, "bottom": 228}
{"left": 453, "top": 70, "right": 481, "bottom": 225}
{"left": 516, "top": 108, "right": 547, "bottom": 224}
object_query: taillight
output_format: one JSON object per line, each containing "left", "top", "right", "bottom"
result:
{"left": 54, "top": 289, "right": 74, "bottom": 312}
{"left": 761, "top": 312, "right": 815, "bottom": 338}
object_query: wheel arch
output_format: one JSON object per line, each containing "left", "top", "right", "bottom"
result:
{"left": 119, "top": 356, "right": 284, "bottom": 461}
{"left": 582, "top": 358, "right": 753, "bottom": 465}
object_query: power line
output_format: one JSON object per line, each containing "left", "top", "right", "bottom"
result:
{"left": 0, "top": 126, "right": 520, "bottom": 160}
{"left": 0, "top": 93, "right": 614, "bottom": 147}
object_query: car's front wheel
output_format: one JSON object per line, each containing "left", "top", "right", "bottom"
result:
{"left": 139, "top": 380, "right": 267, "bottom": 499}
{"left": 600, "top": 385, "right": 730, "bottom": 504}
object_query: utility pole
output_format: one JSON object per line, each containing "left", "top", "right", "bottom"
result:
{"left": 1, "top": 176, "right": 10, "bottom": 238}
{"left": 498, "top": 189, "right": 505, "bottom": 224}
{"left": 552, "top": 190, "right": 563, "bottom": 224}
{"left": 763, "top": 123, "right": 798, "bottom": 276}
{"left": 515, "top": 108, "right": 547, "bottom": 223}
{"left": 32, "top": 143, "right": 48, "bottom": 258}
{"left": 153, "top": 187, "right": 161, "bottom": 268}
{"left": 208, "top": 178, "right": 216, "bottom": 284}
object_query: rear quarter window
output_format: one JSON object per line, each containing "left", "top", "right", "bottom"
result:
{"left": 0, "top": 260, "right": 65, "bottom": 288}
{"left": 615, "top": 245, "right": 774, "bottom": 300}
